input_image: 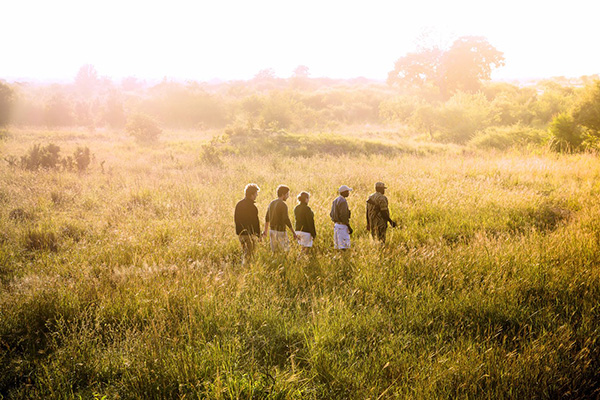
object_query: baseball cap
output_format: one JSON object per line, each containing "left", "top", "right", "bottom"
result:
{"left": 338, "top": 185, "right": 353, "bottom": 193}
{"left": 375, "top": 182, "right": 387, "bottom": 189}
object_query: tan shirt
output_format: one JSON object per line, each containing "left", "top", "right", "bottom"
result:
{"left": 367, "top": 191, "right": 389, "bottom": 229}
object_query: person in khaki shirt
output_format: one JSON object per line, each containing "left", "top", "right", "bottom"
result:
{"left": 366, "top": 182, "right": 397, "bottom": 243}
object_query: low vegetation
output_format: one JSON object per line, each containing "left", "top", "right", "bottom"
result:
{"left": 1, "top": 126, "right": 599, "bottom": 398}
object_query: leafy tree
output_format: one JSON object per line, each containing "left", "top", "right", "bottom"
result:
{"left": 439, "top": 36, "right": 504, "bottom": 95}
{"left": 0, "top": 82, "right": 15, "bottom": 127}
{"left": 572, "top": 80, "right": 600, "bottom": 133}
{"left": 388, "top": 36, "right": 504, "bottom": 98}
{"left": 437, "top": 91, "right": 495, "bottom": 143}
{"left": 75, "top": 64, "right": 99, "bottom": 95}
{"left": 409, "top": 103, "right": 441, "bottom": 140}
{"left": 293, "top": 65, "right": 310, "bottom": 79}
{"left": 44, "top": 94, "right": 74, "bottom": 127}
{"left": 387, "top": 47, "right": 443, "bottom": 90}
{"left": 532, "top": 81, "right": 575, "bottom": 124}
{"left": 102, "top": 90, "right": 126, "bottom": 128}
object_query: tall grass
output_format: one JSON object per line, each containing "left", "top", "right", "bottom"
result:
{"left": 1, "top": 129, "right": 599, "bottom": 398}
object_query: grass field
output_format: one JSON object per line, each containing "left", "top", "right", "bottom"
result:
{"left": 1, "top": 127, "right": 600, "bottom": 399}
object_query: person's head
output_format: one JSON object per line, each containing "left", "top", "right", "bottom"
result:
{"left": 297, "top": 191, "right": 310, "bottom": 204}
{"left": 375, "top": 181, "right": 387, "bottom": 194}
{"left": 277, "top": 185, "right": 290, "bottom": 201}
{"left": 244, "top": 183, "right": 260, "bottom": 201}
{"left": 338, "top": 185, "right": 352, "bottom": 198}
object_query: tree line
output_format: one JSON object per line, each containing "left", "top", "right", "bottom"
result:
{"left": 1, "top": 36, "right": 599, "bottom": 152}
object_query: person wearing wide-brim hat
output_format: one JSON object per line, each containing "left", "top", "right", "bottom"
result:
{"left": 330, "top": 185, "right": 353, "bottom": 250}
{"left": 366, "top": 181, "right": 397, "bottom": 243}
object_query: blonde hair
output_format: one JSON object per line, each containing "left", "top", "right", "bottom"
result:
{"left": 244, "top": 183, "right": 260, "bottom": 197}
{"left": 297, "top": 191, "right": 310, "bottom": 202}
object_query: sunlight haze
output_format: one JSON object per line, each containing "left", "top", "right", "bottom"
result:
{"left": 2, "top": 0, "right": 599, "bottom": 82}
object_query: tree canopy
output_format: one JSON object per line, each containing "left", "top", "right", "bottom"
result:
{"left": 388, "top": 36, "right": 505, "bottom": 98}
{"left": 0, "top": 82, "right": 15, "bottom": 127}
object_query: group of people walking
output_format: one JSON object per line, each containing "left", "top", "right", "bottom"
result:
{"left": 234, "top": 182, "right": 397, "bottom": 263}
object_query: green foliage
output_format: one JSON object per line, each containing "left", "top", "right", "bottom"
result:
{"left": 379, "top": 95, "right": 418, "bottom": 123}
{"left": 73, "top": 146, "right": 92, "bottom": 172}
{"left": 125, "top": 113, "right": 162, "bottom": 143}
{"left": 469, "top": 125, "right": 547, "bottom": 150}
{"left": 2, "top": 128, "right": 600, "bottom": 398}
{"left": 44, "top": 94, "right": 74, "bottom": 127}
{"left": 17, "top": 143, "right": 92, "bottom": 171}
{"left": 222, "top": 129, "right": 414, "bottom": 157}
{"left": 0, "top": 82, "right": 15, "bottom": 127}
{"left": 21, "top": 143, "right": 61, "bottom": 170}
{"left": 437, "top": 91, "right": 495, "bottom": 143}
{"left": 532, "top": 81, "right": 576, "bottom": 124}
{"left": 549, "top": 112, "right": 583, "bottom": 152}
{"left": 388, "top": 36, "right": 505, "bottom": 98}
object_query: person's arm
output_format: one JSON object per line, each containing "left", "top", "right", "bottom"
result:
{"left": 309, "top": 209, "right": 317, "bottom": 239}
{"left": 282, "top": 203, "right": 298, "bottom": 239}
{"left": 263, "top": 204, "right": 270, "bottom": 237}
{"left": 380, "top": 209, "right": 397, "bottom": 227}
{"left": 379, "top": 197, "right": 396, "bottom": 227}
{"left": 234, "top": 202, "right": 242, "bottom": 235}
{"left": 339, "top": 200, "right": 352, "bottom": 233}
{"left": 252, "top": 205, "right": 261, "bottom": 237}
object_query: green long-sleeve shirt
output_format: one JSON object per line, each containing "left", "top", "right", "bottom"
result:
{"left": 294, "top": 203, "right": 317, "bottom": 238}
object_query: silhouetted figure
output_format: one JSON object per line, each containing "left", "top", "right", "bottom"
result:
{"left": 330, "top": 185, "right": 353, "bottom": 250}
{"left": 366, "top": 182, "right": 397, "bottom": 243}
{"left": 294, "top": 191, "right": 317, "bottom": 254}
{"left": 263, "top": 185, "right": 298, "bottom": 252}
{"left": 234, "top": 183, "right": 261, "bottom": 264}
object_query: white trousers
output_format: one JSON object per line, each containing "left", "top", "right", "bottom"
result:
{"left": 333, "top": 223, "right": 351, "bottom": 249}
{"left": 269, "top": 230, "right": 289, "bottom": 252}
{"left": 295, "top": 231, "right": 313, "bottom": 248}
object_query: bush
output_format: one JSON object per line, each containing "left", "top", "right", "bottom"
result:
{"left": 126, "top": 113, "right": 162, "bottom": 143}
{"left": 549, "top": 112, "right": 583, "bottom": 153}
{"left": 469, "top": 125, "right": 546, "bottom": 150}
{"left": 199, "top": 144, "right": 223, "bottom": 167}
{"left": 73, "top": 146, "right": 91, "bottom": 172}
{"left": 437, "top": 92, "right": 495, "bottom": 144}
{"left": 18, "top": 144, "right": 92, "bottom": 172}
{"left": 21, "top": 143, "right": 61, "bottom": 170}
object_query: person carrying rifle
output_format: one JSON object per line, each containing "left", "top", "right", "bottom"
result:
{"left": 366, "top": 182, "right": 397, "bottom": 243}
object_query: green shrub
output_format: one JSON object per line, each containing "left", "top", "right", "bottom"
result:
{"left": 21, "top": 143, "right": 61, "bottom": 170}
{"left": 437, "top": 91, "right": 495, "bottom": 143}
{"left": 73, "top": 146, "right": 91, "bottom": 172}
{"left": 126, "top": 113, "right": 162, "bottom": 143}
{"left": 469, "top": 125, "right": 546, "bottom": 150}
{"left": 549, "top": 112, "right": 583, "bottom": 152}
{"left": 199, "top": 143, "right": 223, "bottom": 166}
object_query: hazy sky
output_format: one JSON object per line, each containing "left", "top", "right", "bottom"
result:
{"left": 2, "top": 0, "right": 599, "bottom": 82}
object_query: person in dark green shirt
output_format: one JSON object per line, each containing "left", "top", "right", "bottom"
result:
{"left": 294, "top": 191, "right": 317, "bottom": 253}
{"left": 263, "top": 185, "right": 297, "bottom": 252}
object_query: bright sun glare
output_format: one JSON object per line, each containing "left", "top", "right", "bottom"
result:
{"left": 2, "top": 0, "right": 599, "bottom": 82}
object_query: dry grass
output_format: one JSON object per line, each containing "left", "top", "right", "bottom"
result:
{"left": 1, "top": 128, "right": 599, "bottom": 399}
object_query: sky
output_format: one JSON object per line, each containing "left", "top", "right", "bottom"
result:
{"left": 2, "top": 0, "right": 599, "bottom": 83}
